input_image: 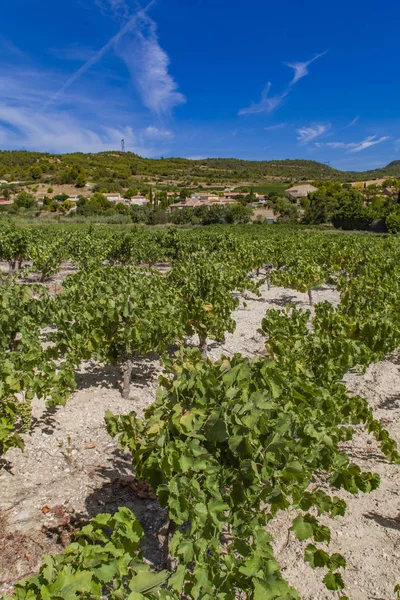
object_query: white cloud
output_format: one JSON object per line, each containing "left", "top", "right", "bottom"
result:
{"left": 0, "top": 36, "right": 28, "bottom": 60}
{"left": 344, "top": 115, "right": 360, "bottom": 129}
{"left": 348, "top": 136, "right": 390, "bottom": 152}
{"left": 42, "top": 0, "right": 186, "bottom": 118}
{"left": 264, "top": 122, "right": 287, "bottom": 131}
{"left": 41, "top": 6, "right": 151, "bottom": 112}
{"left": 143, "top": 126, "right": 174, "bottom": 139}
{"left": 297, "top": 123, "right": 330, "bottom": 144}
{"left": 316, "top": 135, "right": 390, "bottom": 152}
{"left": 394, "top": 138, "right": 400, "bottom": 151}
{"left": 239, "top": 51, "right": 326, "bottom": 117}
{"left": 95, "top": 0, "right": 130, "bottom": 19}
{"left": 115, "top": 12, "right": 186, "bottom": 116}
{"left": 0, "top": 101, "right": 159, "bottom": 154}
{"left": 0, "top": 62, "right": 158, "bottom": 155}
{"left": 239, "top": 83, "right": 288, "bottom": 116}
{"left": 285, "top": 51, "right": 327, "bottom": 86}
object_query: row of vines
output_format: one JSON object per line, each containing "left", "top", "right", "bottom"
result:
{"left": 1, "top": 223, "right": 400, "bottom": 599}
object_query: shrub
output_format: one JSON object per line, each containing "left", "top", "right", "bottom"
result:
{"left": 386, "top": 206, "right": 400, "bottom": 233}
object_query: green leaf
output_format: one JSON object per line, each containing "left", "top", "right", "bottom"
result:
{"left": 129, "top": 568, "right": 169, "bottom": 593}
{"left": 47, "top": 570, "right": 93, "bottom": 599}
{"left": 253, "top": 575, "right": 297, "bottom": 600}
{"left": 291, "top": 515, "right": 314, "bottom": 541}
{"left": 168, "top": 564, "right": 186, "bottom": 593}
{"left": 323, "top": 571, "right": 345, "bottom": 591}
{"left": 206, "top": 418, "right": 228, "bottom": 443}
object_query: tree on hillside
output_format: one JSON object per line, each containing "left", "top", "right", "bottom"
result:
{"left": 123, "top": 188, "right": 137, "bottom": 199}
{"left": 41, "top": 196, "right": 58, "bottom": 211}
{"left": 158, "top": 190, "right": 168, "bottom": 209}
{"left": 274, "top": 197, "right": 299, "bottom": 223}
{"left": 1, "top": 187, "right": 11, "bottom": 200}
{"left": 59, "top": 200, "right": 75, "bottom": 214}
{"left": 75, "top": 174, "right": 86, "bottom": 188}
{"left": 54, "top": 193, "right": 69, "bottom": 203}
{"left": 29, "top": 165, "right": 42, "bottom": 180}
{"left": 179, "top": 188, "right": 190, "bottom": 201}
{"left": 14, "top": 191, "right": 37, "bottom": 209}
{"left": 89, "top": 193, "right": 110, "bottom": 209}
{"left": 303, "top": 187, "right": 342, "bottom": 224}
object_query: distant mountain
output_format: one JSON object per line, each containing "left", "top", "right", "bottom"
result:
{"left": 384, "top": 160, "right": 400, "bottom": 171}
{"left": 0, "top": 151, "right": 399, "bottom": 188}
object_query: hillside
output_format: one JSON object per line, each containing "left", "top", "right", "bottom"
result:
{"left": 0, "top": 151, "right": 399, "bottom": 191}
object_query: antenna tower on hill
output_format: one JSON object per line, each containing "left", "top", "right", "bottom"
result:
{"left": 121, "top": 138, "right": 125, "bottom": 153}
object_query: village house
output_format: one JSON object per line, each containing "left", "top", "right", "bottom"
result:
{"left": 285, "top": 184, "right": 318, "bottom": 201}
{"left": 169, "top": 195, "right": 239, "bottom": 212}
{"left": 129, "top": 195, "right": 149, "bottom": 206}
{"left": 104, "top": 193, "right": 149, "bottom": 206}
{"left": 104, "top": 193, "right": 122, "bottom": 203}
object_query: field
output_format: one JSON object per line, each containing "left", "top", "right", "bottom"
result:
{"left": 0, "top": 224, "right": 400, "bottom": 600}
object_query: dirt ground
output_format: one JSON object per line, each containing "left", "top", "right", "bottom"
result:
{"left": 0, "top": 282, "right": 399, "bottom": 599}
{"left": 24, "top": 183, "right": 92, "bottom": 200}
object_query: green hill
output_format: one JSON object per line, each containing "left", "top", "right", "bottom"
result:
{"left": 0, "top": 151, "right": 399, "bottom": 191}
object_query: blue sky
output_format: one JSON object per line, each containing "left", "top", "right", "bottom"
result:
{"left": 1, "top": 0, "right": 399, "bottom": 170}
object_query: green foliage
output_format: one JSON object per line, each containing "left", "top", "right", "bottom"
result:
{"left": 14, "top": 191, "right": 37, "bottom": 209}
{"left": 2, "top": 224, "right": 400, "bottom": 599}
{"left": 2, "top": 151, "right": 400, "bottom": 192}
{"left": 386, "top": 205, "right": 400, "bottom": 233}
{"left": 7, "top": 507, "right": 180, "bottom": 600}
{"left": 170, "top": 204, "right": 252, "bottom": 226}
{"left": 107, "top": 339, "right": 397, "bottom": 598}
{"left": 271, "top": 197, "right": 299, "bottom": 223}
{"left": 168, "top": 250, "right": 258, "bottom": 355}
{"left": 54, "top": 193, "right": 70, "bottom": 203}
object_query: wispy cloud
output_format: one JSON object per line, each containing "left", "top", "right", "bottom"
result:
{"left": 264, "top": 122, "right": 287, "bottom": 131}
{"left": 95, "top": 0, "right": 130, "bottom": 19}
{"left": 238, "top": 83, "right": 288, "bottom": 116}
{"left": 143, "top": 125, "right": 174, "bottom": 139}
{"left": 0, "top": 36, "right": 28, "bottom": 60}
{"left": 239, "top": 51, "right": 326, "bottom": 117}
{"left": 0, "top": 102, "right": 152, "bottom": 154}
{"left": 346, "top": 135, "right": 390, "bottom": 153}
{"left": 0, "top": 59, "right": 168, "bottom": 155}
{"left": 394, "top": 138, "right": 400, "bottom": 151}
{"left": 344, "top": 115, "right": 360, "bottom": 129}
{"left": 285, "top": 51, "right": 327, "bottom": 86}
{"left": 115, "top": 12, "right": 186, "bottom": 116}
{"left": 42, "top": 0, "right": 171, "bottom": 113}
{"left": 316, "top": 135, "right": 390, "bottom": 153}
{"left": 297, "top": 123, "right": 331, "bottom": 144}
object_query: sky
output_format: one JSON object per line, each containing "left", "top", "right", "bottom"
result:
{"left": 1, "top": 0, "right": 400, "bottom": 171}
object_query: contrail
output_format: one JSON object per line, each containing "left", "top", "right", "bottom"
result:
{"left": 41, "top": 0, "right": 156, "bottom": 112}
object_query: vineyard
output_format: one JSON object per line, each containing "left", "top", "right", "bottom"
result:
{"left": 0, "top": 223, "right": 400, "bottom": 599}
